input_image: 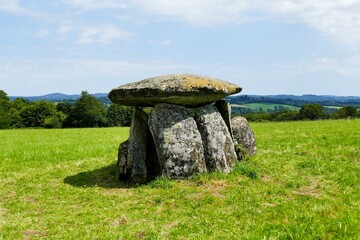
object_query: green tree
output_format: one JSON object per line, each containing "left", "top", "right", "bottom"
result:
{"left": 11, "top": 98, "right": 29, "bottom": 110}
{"left": 271, "top": 110, "right": 298, "bottom": 122}
{"left": 56, "top": 102, "right": 73, "bottom": 115}
{"left": 64, "top": 91, "right": 108, "bottom": 128}
{"left": 0, "top": 90, "right": 11, "bottom": 129}
{"left": 19, "top": 101, "right": 57, "bottom": 127}
{"left": 298, "top": 104, "right": 325, "bottom": 120}
{"left": 44, "top": 112, "right": 66, "bottom": 128}
{"left": 336, "top": 106, "right": 357, "bottom": 118}
{"left": 9, "top": 98, "right": 29, "bottom": 128}
{"left": 243, "top": 112, "right": 271, "bottom": 122}
{"left": 107, "top": 104, "right": 133, "bottom": 127}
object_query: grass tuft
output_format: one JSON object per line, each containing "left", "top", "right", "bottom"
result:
{"left": 233, "top": 162, "right": 258, "bottom": 179}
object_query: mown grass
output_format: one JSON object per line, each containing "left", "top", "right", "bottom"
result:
{"left": 1, "top": 120, "right": 359, "bottom": 239}
{"left": 232, "top": 103, "right": 300, "bottom": 111}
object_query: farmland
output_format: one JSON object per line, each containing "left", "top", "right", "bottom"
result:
{"left": 232, "top": 103, "right": 300, "bottom": 112}
{"left": 1, "top": 120, "right": 359, "bottom": 239}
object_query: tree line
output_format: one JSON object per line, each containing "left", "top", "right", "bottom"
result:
{"left": 0, "top": 90, "right": 133, "bottom": 129}
{"left": 229, "top": 95, "right": 360, "bottom": 108}
{"left": 1, "top": 89, "right": 359, "bottom": 129}
{"left": 239, "top": 103, "right": 360, "bottom": 122}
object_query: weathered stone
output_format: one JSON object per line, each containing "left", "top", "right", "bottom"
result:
{"left": 117, "top": 140, "right": 130, "bottom": 181}
{"left": 145, "top": 128, "right": 161, "bottom": 180}
{"left": 215, "top": 100, "right": 232, "bottom": 136}
{"left": 109, "top": 74, "right": 242, "bottom": 107}
{"left": 231, "top": 116, "right": 256, "bottom": 159}
{"left": 195, "top": 105, "right": 237, "bottom": 173}
{"left": 127, "top": 107, "right": 149, "bottom": 183}
{"left": 148, "top": 103, "right": 207, "bottom": 178}
{"left": 118, "top": 108, "right": 161, "bottom": 183}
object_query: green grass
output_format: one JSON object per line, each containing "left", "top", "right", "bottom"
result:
{"left": 232, "top": 103, "right": 300, "bottom": 111}
{"left": 1, "top": 120, "right": 359, "bottom": 239}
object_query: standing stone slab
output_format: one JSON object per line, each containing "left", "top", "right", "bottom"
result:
{"left": 195, "top": 105, "right": 237, "bottom": 173}
{"left": 127, "top": 107, "right": 149, "bottom": 183}
{"left": 145, "top": 128, "right": 161, "bottom": 180}
{"left": 117, "top": 140, "right": 130, "bottom": 181}
{"left": 215, "top": 100, "right": 233, "bottom": 136}
{"left": 148, "top": 103, "right": 207, "bottom": 178}
{"left": 231, "top": 116, "right": 256, "bottom": 158}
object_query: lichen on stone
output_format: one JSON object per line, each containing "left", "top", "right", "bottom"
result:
{"left": 108, "top": 74, "right": 242, "bottom": 107}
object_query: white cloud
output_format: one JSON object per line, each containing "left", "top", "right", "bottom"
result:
{"left": 76, "top": 25, "right": 134, "bottom": 44}
{"left": 315, "top": 56, "right": 360, "bottom": 76}
{"left": 0, "top": 0, "right": 20, "bottom": 12}
{"left": 63, "top": 0, "right": 128, "bottom": 10}
{"left": 2, "top": 56, "right": 360, "bottom": 96}
{"left": 264, "top": 1, "right": 360, "bottom": 46}
{"left": 59, "top": 0, "right": 360, "bottom": 46}
{"left": 131, "top": 0, "right": 258, "bottom": 25}
{"left": 57, "top": 22, "right": 73, "bottom": 36}
{"left": 0, "top": 0, "right": 49, "bottom": 19}
{"left": 34, "top": 28, "right": 51, "bottom": 38}
{"left": 0, "top": 58, "right": 201, "bottom": 95}
{"left": 276, "top": 55, "right": 360, "bottom": 77}
{"left": 5, "top": 0, "right": 360, "bottom": 46}
{"left": 31, "top": 21, "right": 134, "bottom": 44}
{"left": 129, "top": 0, "right": 360, "bottom": 46}
{"left": 147, "top": 39, "right": 172, "bottom": 45}
{"left": 160, "top": 39, "right": 172, "bottom": 45}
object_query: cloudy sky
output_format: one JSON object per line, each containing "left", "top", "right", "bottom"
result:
{"left": 1, "top": 0, "right": 360, "bottom": 96}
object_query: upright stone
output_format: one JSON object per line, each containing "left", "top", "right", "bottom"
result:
{"left": 127, "top": 107, "right": 149, "bottom": 183}
{"left": 195, "top": 105, "right": 237, "bottom": 173}
{"left": 117, "top": 140, "right": 130, "bottom": 181}
{"left": 148, "top": 103, "right": 207, "bottom": 178}
{"left": 231, "top": 116, "right": 256, "bottom": 159}
{"left": 215, "top": 100, "right": 233, "bottom": 136}
{"left": 145, "top": 129, "right": 161, "bottom": 181}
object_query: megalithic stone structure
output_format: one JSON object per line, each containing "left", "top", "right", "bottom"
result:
{"left": 110, "top": 74, "right": 256, "bottom": 183}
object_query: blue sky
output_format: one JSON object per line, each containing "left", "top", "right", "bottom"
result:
{"left": 1, "top": 0, "right": 360, "bottom": 96}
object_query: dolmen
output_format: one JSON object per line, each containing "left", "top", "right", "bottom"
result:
{"left": 109, "top": 74, "right": 256, "bottom": 183}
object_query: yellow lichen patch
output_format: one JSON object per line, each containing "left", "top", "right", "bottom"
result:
{"left": 181, "top": 75, "right": 240, "bottom": 93}
{"left": 109, "top": 73, "right": 241, "bottom": 106}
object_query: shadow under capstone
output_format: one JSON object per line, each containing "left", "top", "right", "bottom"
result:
{"left": 63, "top": 164, "right": 139, "bottom": 189}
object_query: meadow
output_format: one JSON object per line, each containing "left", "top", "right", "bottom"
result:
{"left": 0, "top": 119, "right": 359, "bottom": 239}
{"left": 232, "top": 103, "right": 300, "bottom": 112}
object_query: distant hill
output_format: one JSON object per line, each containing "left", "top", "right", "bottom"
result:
{"left": 9, "top": 93, "right": 108, "bottom": 101}
{"left": 254, "top": 94, "right": 360, "bottom": 102}
{"left": 8, "top": 93, "right": 360, "bottom": 108}
{"left": 228, "top": 94, "right": 360, "bottom": 108}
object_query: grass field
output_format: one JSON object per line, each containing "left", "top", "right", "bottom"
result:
{"left": 1, "top": 120, "right": 359, "bottom": 239}
{"left": 232, "top": 103, "right": 300, "bottom": 111}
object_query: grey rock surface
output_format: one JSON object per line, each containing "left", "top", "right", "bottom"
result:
{"left": 231, "top": 116, "right": 256, "bottom": 158}
{"left": 144, "top": 127, "right": 161, "bottom": 180}
{"left": 117, "top": 140, "right": 130, "bottom": 181}
{"left": 215, "top": 100, "right": 233, "bottom": 136}
{"left": 127, "top": 107, "right": 149, "bottom": 183}
{"left": 109, "top": 74, "right": 241, "bottom": 107}
{"left": 148, "top": 103, "right": 207, "bottom": 178}
{"left": 195, "top": 105, "right": 237, "bottom": 172}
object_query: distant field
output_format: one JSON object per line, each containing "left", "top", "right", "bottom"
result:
{"left": 232, "top": 102, "right": 300, "bottom": 111}
{"left": 324, "top": 106, "right": 341, "bottom": 109}
{"left": 1, "top": 120, "right": 359, "bottom": 239}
